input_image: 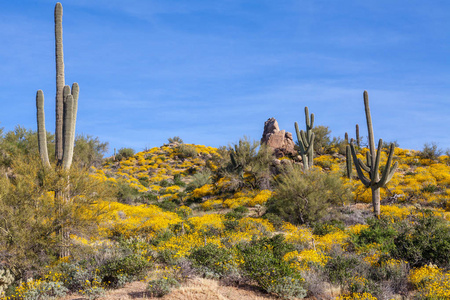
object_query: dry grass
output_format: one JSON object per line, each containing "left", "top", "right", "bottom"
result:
{"left": 62, "top": 278, "right": 280, "bottom": 300}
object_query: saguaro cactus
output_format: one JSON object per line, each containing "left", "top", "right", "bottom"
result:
{"left": 355, "top": 124, "right": 361, "bottom": 148}
{"left": 55, "top": 2, "right": 65, "bottom": 163}
{"left": 349, "top": 91, "right": 398, "bottom": 217}
{"left": 345, "top": 144, "right": 352, "bottom": 179}
{"left": 295, "top": 107, "right": 315, "bottom": 170}
{"left": 36, "top": 3, "right": 78, "bottom": 170}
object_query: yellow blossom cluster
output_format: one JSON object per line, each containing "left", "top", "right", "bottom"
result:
{"left": 283, "top": 249, "right": 329, "bottom": 271}
{"left": 409, "top": 265, "right": 450, "bottom": 298}
{"left": 94, "top": 201, "right": 182, "bottom": 238}
{"left": 336, "top": 292, "right": 377, "bottom": 300}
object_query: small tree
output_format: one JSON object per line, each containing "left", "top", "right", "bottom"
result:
{"left": 266, "top": 165, "right": 351, "bottom": 225}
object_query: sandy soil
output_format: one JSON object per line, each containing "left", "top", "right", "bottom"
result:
{"left": 62, "top": 278, "right": 281, "bottom": 300}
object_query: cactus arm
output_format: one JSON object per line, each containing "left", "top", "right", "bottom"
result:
{"left": 370, "top": 139, "right": 383, "bottom": 186}
{"left": 36, "top": 90, "right": 51, "bottom": 167}
{"left": 62, "top": 94, "right": 74, "bottom": 170}
{"left": 300, "top": 130, "right": 310, "bottom": 149}
{"left": 364, "top": 91, "right": 377, "bottom": 172}
{"left": 356, "top": 124, "right": 360, "bottom": 147}
{"left": 294, "top": 122, "right": 301, "bottom": 142}
{"left": 384, "top": 162, "right": 399, "bottom": 184}
{"left": 346, "top": 145, "right": 352, "bottom": 178}
{"left": 350, "top": 143, "right": 371, "bottom": 187}
{"left": 375, "top": 143, "right": 398, "bottom": 188}
{"left": 307, "top": 132, "right": 314, "bottom": 168}
{"left": 70, "top": 83, "right": 79, "bottom": 149}
{"left": 357, "top": 158, "right": 371, "bottom": 173}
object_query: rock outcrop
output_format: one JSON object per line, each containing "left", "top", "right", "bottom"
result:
{"left": 261, "top": 118, "right": 296, "bottom": 157}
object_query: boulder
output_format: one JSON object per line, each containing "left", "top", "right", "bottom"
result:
{"left": 261, "top": 118, "right": 296, "bottom": 157}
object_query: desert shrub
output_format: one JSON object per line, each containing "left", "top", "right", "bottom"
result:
{"left": 325, "top": 250, "right": 371, "bottom": 293}
{"left": 189, "top": 243, "right": 234, "bottom": 278}
{"left": 177, "top": 144, "right": 198, "bottom": 159}
{"left": 175, "top": 206, "right": 193, "bottom": 219}
{"left": 73, "top": 134, "right": 108, "bottom": 168}
{"left": 262, "top": 213, "right": 284, "bottom": 230}
{"left": 0, "top": 126, "right": 51, "bottom": 167}
{"left": 17, "top": 280, "right": 69, "bottom": 300}
{"left": 173, "top": 174, "right": 186, "bottom": 187}
{"left": 419, "top": 142, "right": 442, "bottom": 160}
{"left": 147, "top": 277, "right": 180, "bottom": 297}
{"left": 267, "top": 276, "right": 307, "bottom": 299}
{"left": 313, "top": 220, "right": 345, "bottom": 236}
{"left": 116, "top": 180, "right": 140, "bottom": 204}
{"left": 266, "top": 166, "right": 352, "bottom": 225}
{"left": 311, "top": 125, "right": 332, "bottom": 155}
{"left": 82, "top": 286, "right": 105, "bottom": 300}
{"left": 382, "top": 140, "right": 399, "bottom": 150}
{"left": 185, "top": 169, "right": 212, "bottom": 192}
{"left": 56, "top": 262, "right": 93, "bottom": 292}
{"left": 0, "top": 268, "right": 14, "bottom": 297}
{"left": 99, "top": 253, "right": 151, "bottom": 287}
{"left": 155, "top": 200, "right": 178, "bottom": 212}
{"left": 225, "top": 138, "right": 273, "bottom": 190}
{"left": 225, "top": 206, "right": 248, "bottom": 220}
{"left": 391, "top": 211, "right": 450, "bottom": 268}
{"left": 370, "top": 257, "right": 409, "bottom": 297}
{"left": 0, "top": 153, "right": 114, "bottom": 279}
{"left": 116, "top": 147, "right": 135, "bottom": 161}
{"left": 329, "top": 136, "right": 347, "bottom": 155}
{"left": 237, "top": 235, "right": 305, "bottom": 298}
{"left": 351, "top": 218, "right": 398, "bottom": 253}
{"left": 167, "top": 136, "right": 183, "bottom": 144}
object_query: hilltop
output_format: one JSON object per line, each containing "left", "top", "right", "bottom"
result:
{"left": 1, "top": 132, "right": 450, "bottom": 299}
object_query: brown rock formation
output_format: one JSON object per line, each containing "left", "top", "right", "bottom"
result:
{"left": 261, "top": 118, "right": 296, "bottom": 157}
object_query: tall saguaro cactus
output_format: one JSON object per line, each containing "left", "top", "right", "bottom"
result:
{"left": 349, "top": 91, "right": 398, "bottom": 217}
{"left": 55, "top": 2, "right": 65, "bottom": 163}
{"left": 295, "top": 107, "right": 315, "bottom": 170}
{"left": 36, "top": 2, "right": 78, "bottom": 170}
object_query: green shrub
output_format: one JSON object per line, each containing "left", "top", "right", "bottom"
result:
{"left": 313, "top": 220, "right": 345, "bottom": 236}
{"left": 266, "top": 166, "right": 351, "bottom": 225}
{"left": 185, "top": 169, "right": 212, "bottom": 192}
{"left": 177, "top": 144, "right": 198, "bottom": 159}
{"left": 391, "top": 212, "right": 450, "bottom": 268}
{"left": 419, "top": 142, "right": 442, "bottom": 160}
{"left": 73, "top": 134, "right": 108, "bottom": 168}
{"left": 21, "top": 281, "right": 69, "bottom": 300}
{"left": 116, "top": 180, "right": 140, "bottom": 204}
{"left": 99, "top": 254, "right": 150, "bottom": 287}
{"left": 173, "top": 174, "right": 186, "bottom": 187}
{"left": 266, "top": 276, "right": 307, "bottom": 300}
{"left": 351, "top": 218, "right": 398, "bottom": 253}
{"left": 56, "top": 262, "right": 93, "bottom": 292}
{"left": 116, "top": 147, "right": 135, "bottom": 161}
{"left": 325, "top": 252, "right": 368, "bottom": 290}
{"left": 147, "top": 277, "right": 180, "bottom": 297}
{"left": 155, "top": 200, "right": 178, "bottom": 212}
{"left": 237, "top": 235, "right": 304, "bottom": 298}
{"left": 262, "top": 213, "right": 284, "bottom": 230}
{"left": 311, "top": 125, "right": 332, "bottom": 155}
{"left": 224, "top": 206, "right": 248, "bottom": 220}
{"left": 167, "top": 136, "right": 183, "bottom": 144}
{"left": 189, "top": 243, "right": 234, "bottom": 277}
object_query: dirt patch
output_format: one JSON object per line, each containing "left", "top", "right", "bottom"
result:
{"left": 62, "top": 278, "right": 280, "bottom": 300}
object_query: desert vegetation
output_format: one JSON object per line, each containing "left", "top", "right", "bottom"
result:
{"left": 1, "top": 2, "right": 450, "bottom": 300}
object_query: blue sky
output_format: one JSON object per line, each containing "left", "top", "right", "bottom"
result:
{"left": 1, "top": 1, "right": 449, "bottom": 154}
